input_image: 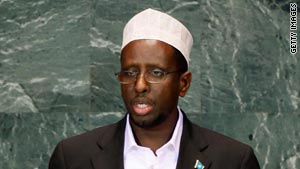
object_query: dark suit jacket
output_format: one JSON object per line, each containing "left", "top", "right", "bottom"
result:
{"left": 49, "top": 113, "right": 260, "bottom": 169}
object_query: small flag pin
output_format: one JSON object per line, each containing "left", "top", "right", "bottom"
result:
{"left": 194, "top": 159, "right": 205, "bottom": 169}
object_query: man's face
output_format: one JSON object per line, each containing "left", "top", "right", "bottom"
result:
{"left": 120, "top": 39, "right": 191, "bottom": 128}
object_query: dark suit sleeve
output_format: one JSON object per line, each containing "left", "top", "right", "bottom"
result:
{"left": 241, "top": 147, "right": 260, "bottom": 169}
{"left": 49, "top": 141, "right": 67, "bottom": 169}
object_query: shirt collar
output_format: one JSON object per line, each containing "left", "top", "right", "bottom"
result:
{"left": 124, "top": 106, "right": 183, "bottom": 154}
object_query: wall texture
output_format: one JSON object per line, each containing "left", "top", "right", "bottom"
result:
{"left": 0, "top": 0, "right": 299, "bottom": 168}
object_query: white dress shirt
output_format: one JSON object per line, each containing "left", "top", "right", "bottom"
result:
{"left": 123, "top": 107, "right": 183, "bottom": 169}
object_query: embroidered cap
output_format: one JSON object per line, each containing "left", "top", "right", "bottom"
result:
{"left": 121, "top": 8, "right": 193, "bottom": 66}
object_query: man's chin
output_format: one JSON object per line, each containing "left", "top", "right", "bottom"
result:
{"left": 129, "top": 114, "right": 165, "bottom": 129}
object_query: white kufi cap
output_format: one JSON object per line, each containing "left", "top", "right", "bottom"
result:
{"left": 121, "top": 8, "right": 193, "bottom": 66}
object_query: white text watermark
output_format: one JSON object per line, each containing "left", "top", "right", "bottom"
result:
{"left": 290, "top": 3, "right": 297, "bottom": 54}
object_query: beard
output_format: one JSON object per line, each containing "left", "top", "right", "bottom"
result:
{"left": 129, "top": 112, "right": 168, "bottom": 129}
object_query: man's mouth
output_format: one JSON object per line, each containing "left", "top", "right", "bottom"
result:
{"left": 137, "top": 103, "right": 148, "bottom": 108}
{"left": 132, "top": 101, "right": 153, "bottom": 116}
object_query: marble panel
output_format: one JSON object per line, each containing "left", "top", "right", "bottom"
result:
{"left": 0, "top": 0, "right": 92, "bottom": 113}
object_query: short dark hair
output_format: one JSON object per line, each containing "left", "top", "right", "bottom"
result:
{"left": 173, "top": 47, "right": 188, "bottom": 73}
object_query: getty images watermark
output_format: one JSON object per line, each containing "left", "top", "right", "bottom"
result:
{"left": 290, "top": 3, "right": 297, "bottom": 54}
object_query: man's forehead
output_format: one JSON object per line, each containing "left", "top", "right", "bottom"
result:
{"left": 121, "top": 40, "right": 177, "bottom": 69}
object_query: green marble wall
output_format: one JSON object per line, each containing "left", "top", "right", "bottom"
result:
{"left": 0, "top": 0, "right": 299, "bottom": 168}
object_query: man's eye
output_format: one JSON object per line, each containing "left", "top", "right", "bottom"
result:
{"left": 124, "top": 71, "right": 138, "bottom": 77}
{"left": 150, "top": 69, "right": 164, "bottom": 77}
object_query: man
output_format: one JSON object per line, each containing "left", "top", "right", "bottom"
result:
{"left": 49, "top": 8, "right": 260, "bottom": 169}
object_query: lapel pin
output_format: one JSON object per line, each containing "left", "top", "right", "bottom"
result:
{"left": 194, "top": 159, "right": 205, "bottom": 169}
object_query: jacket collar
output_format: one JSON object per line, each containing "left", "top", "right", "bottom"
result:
{"left": 176, "top": 112, "right": 212, "bottom": 169}
{"left": 91, "top": 117, "right": 126, "bottom": 169}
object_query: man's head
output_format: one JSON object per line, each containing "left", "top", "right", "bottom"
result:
{"left": 117, "top": 9, "right": 193, "bottom": 129}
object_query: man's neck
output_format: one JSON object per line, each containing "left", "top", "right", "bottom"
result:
{"left": 130, "top": 111, "right": 179, "bottom": 153}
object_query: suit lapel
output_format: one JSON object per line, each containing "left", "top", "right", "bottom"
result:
{"left": 91, "top": 118, "right": 126, "bottom": 169}
{"left": 176, "top": 113, "right": 212, "bottom": 169}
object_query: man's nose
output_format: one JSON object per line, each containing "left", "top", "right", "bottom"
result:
{"left": 134, "top": 73, "right": 150, "bottom": 93}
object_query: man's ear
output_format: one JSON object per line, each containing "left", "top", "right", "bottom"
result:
{"left": 179, "top": 71, "right": 192, "bottom": 97}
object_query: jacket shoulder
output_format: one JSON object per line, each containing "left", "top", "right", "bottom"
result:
{"left": 190, "top": 123, "right": 260, "bottom": 168}
{"left": 56, "top": 119, "right": 124, "bottom": 156}
{"left": 49, "top": 119, "right": 125, "bottom": 169}
{"left": 191, "top": 123, "right": 253, "bottom": 153}
{"left": 195, "top": 124, "right": 249, "bottom": 147}
{"left": 64, "top": 119, "right": 123, "bottom": 146}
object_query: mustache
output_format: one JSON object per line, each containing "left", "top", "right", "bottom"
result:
{"left": 131, "top": 96, "right": 154, "bottom": 105}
